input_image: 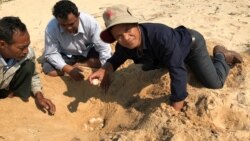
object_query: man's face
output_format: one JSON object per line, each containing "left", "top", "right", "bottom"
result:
{"left": 57, "top": 13, "right": 79, "bottom": 34}
{"left": 0, "top": 30, "right": 30, "bottom": 60}
{"left": 111, "top": 24, "right": 141, "bottom": 49}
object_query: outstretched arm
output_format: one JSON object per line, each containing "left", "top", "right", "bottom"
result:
{"left": 35, "top": 92, "right": 56, "bottom": 115}
{"left": 89, "top": 62, "right": 114, "bottom": 92}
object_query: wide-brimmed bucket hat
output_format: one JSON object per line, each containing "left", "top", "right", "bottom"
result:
{"left": 100, "top": 4, "right": 140, "bottom": 43}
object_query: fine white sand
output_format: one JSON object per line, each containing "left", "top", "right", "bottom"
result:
{"left": 0, "top": 0, "right": 249, "bottom": 140}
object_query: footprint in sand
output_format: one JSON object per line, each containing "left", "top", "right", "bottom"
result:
{"left": 237, "top": 92, "right": 248, "bottom": 106}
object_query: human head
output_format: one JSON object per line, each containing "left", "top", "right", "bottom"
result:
{"left": 53, "top": 0, "right": 80, "bottom": 33}
{"left": 0, "top": 16, "right": 30, "bottom": 60}
{"left": 100, "top": 4, "right": 141, "bottom": 49}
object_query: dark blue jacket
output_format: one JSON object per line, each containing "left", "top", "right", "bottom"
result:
{"left": 107, "top": 23, "right": 192, "bottom": 102}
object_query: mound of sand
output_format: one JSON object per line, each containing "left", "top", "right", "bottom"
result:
{"left": 0, "top": 0, "right": 249, "bottom": 140}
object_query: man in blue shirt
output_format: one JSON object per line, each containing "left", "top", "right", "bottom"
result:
{"left": 88, "top": 4, "right": 242, "bottom": 111}
{"left": 42, "top": 0, "right": 112, "bottom": 81}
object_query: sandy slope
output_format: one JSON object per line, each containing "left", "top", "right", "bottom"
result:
{"left": 0, "top": 0, "right": 249, "bottom": 140}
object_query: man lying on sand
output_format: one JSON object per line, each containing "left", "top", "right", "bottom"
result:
{"left": 89, "top": 4, "right": 243, "bottom": 111}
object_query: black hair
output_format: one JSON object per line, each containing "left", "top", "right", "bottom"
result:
{"left": 0, "top": 16, "right": 27, "bottom": 44}
{"left": 52, "top": 0, "right": 79, "bottom": 20}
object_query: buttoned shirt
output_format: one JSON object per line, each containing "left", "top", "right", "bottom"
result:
{"left": 44, "top": 12, "right": 112, "bottom": 70}
{"left": 107, "top": 23, "right": 192, "bottom": 102}
{"left": 0, "top": 47, "right": 42, "bottom": 94}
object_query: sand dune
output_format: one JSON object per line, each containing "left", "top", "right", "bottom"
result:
{"left": 0, "top": 0, "right": 249, "bottom": 140}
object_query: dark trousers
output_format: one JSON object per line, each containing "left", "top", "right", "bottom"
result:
{"left": 0, "top": 60, "right": 34, "bottom": 100}
{"left": 185, "top": 29, "right": 230, "bottom": 88}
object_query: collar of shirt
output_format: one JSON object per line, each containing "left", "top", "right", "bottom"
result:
{"left": 0, "top": 54, "right": 8, "bottom": 67}
{"left": 0, "top": 54, "right": 15, "bottom": 72}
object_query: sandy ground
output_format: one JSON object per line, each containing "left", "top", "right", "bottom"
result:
{"left": 0, "top": 0, "right": 250, "bottom": 140}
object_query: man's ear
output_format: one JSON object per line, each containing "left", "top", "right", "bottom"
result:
{"left": 0, "top": 40, "right": 6, "bottom": 50}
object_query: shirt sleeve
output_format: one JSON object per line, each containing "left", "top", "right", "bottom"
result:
{"left": 107, "top": 44, "right": 128, "bottom": 71}
{"left": 161, "top": 36, "right": 188, "bottom": 102}
{"left": 87, "top": 15, "right": 112, "bottom": 65}
{"left": 43, "top": 27, "right": 67, "bottom": 70}
{"left": 27, "top": 47, "right": 42, "bottom": 94}
{"left": 168, "top": 62, "right": 188, "bottom": 102}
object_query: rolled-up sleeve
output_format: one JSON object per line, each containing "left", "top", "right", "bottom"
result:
{"left": 31, "top": 71, "right": 42, "bottom": 94}
{"left": 44, "top": 27, "right": 67, "bottom": 70}
{"left": 27, "top": 48, "right": 42, "bottom": 94}
{"left": 87, "top": 16, "right": 112, "bottom": 65}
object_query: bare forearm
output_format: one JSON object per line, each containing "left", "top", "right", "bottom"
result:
{"left": 62, "top": 64, "right": 74, "bottom": 74}
{"left": 34, "top": 91, "right": 44, "bottom": 98}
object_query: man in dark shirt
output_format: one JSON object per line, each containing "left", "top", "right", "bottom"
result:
{"left": 88, "top": 4, "right": 242, "bottom": 111}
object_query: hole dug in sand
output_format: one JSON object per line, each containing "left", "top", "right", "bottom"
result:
{"left": 59, "top": 61, "right": 249, "bottom": 141}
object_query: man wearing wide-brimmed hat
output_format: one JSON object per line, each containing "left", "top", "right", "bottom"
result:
{"left": 89, "top": 4, "right": 242, "bottom": 111}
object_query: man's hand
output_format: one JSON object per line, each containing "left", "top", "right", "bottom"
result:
{"left": 63, "top": 65, "right": 84, "bottom": 81}
{"left": 88, "top": 68, "right": 109, "bottom": 91}
{"left": 35, "top": 92, "right": 56, "bottom": 115}
{"left": 171, "top": 100, "right": 184, "bottom": 111}
{"left": 68, "top": 67, "right": 84, "bottom": 81}
{"left": 88, "top": 63, "right": 113, "bottom": 92}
